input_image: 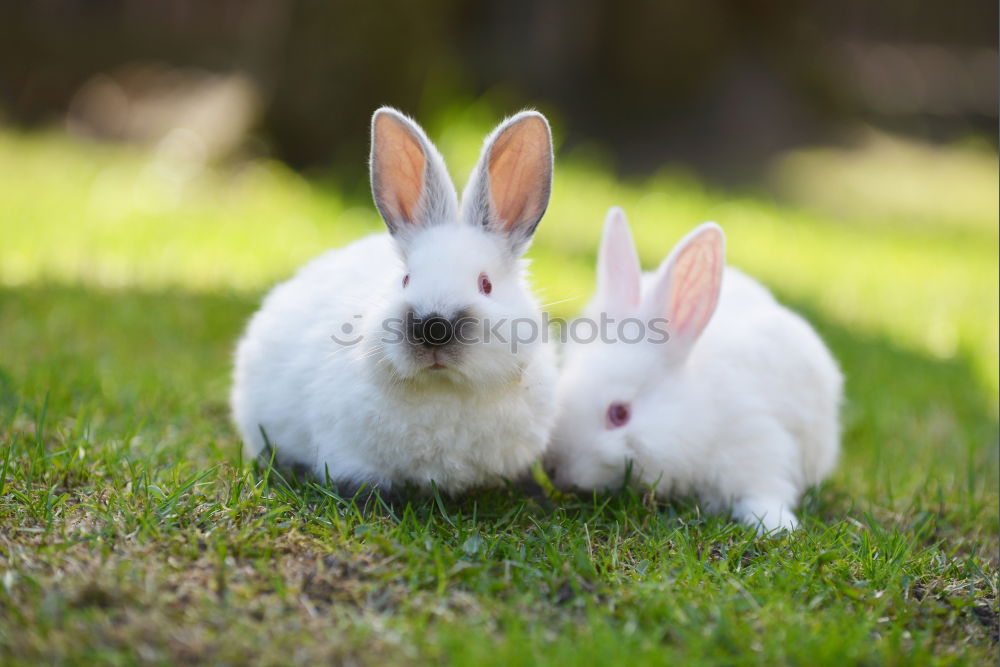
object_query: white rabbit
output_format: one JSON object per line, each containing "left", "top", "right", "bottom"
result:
{"left": 231, "top": 108, "right": 557, "bottom": 495}
{"left": 546, "top": 207, "right": 842, "bottom": 532}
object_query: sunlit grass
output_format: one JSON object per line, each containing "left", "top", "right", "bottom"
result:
{"left": 2, "top": 121, "right": 997, "bottom": 398}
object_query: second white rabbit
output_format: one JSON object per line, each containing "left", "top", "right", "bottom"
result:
{"left": 546, "top": 207, "right": 842, "bottom": 531}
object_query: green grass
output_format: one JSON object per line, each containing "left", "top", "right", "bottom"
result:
{"left": 0, "top": 115, "right": 997, "bottom": 664}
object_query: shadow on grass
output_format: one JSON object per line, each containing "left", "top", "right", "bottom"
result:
{"left": 1, "top": 282, "right": 996, "bottom": 530}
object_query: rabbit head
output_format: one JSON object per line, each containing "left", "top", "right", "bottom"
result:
{"left": 365, "top": 108, "right": 553, "bottom": 386}
{"left": 546, "top": 208, "right": 726, "bottom": 492}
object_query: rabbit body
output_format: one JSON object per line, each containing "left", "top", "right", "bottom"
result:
{"left": 232, "top": 232, "right": 556, "bottom": 492}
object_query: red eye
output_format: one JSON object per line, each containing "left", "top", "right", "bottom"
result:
{"left": 402, "top": 273, "right": 410, "bottom": 288}
{"left": 606, "top": 402, "right": 630, "bottom": 429}
{"left": 478, "top": 272, "right": 492, "bottom": 295}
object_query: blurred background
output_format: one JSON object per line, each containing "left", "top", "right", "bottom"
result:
{"left": 2, "top": 0, "right": 996, "bottom": 180}
{"left": 0, "top": 1, "right": 997, "bottom": 493}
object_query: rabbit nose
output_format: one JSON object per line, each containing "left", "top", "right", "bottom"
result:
{"left": 408, "top": 311, "right": 455, "bottom": 348}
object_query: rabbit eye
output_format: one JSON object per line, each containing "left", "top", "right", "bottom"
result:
{"left": 478, "top": 272, "right": 492, "bottom": 296}
{"left": 402, "top": 273, "right": 410, "bottom": 288}
{"left": 606, "top": 402, "right": 630, "bottom": 428}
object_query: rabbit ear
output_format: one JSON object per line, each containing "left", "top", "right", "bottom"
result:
{"left": 645, "top": 223, "right": 725, "bottom": 363}
{"left": 370, "top": 108, "right": 458, "bottom": 242}
{"left": 597, "top": 207, "right": 642, "bottom": 312}
{"left": 461, "top": 111, "right": 553, "bottom": 256}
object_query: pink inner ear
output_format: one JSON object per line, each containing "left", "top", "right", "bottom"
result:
{"left": 487, "top": 115, "right": 550, "bottom": 232}
{"left": 373, "top": 113, "right": 426, "bottom": 223}
{"left": 669, "top": 229, "right": 723, "bottom": 340}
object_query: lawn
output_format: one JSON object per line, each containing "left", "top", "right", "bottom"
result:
{"left": 0, "top": 109, "right": 997, "bottom": 664}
